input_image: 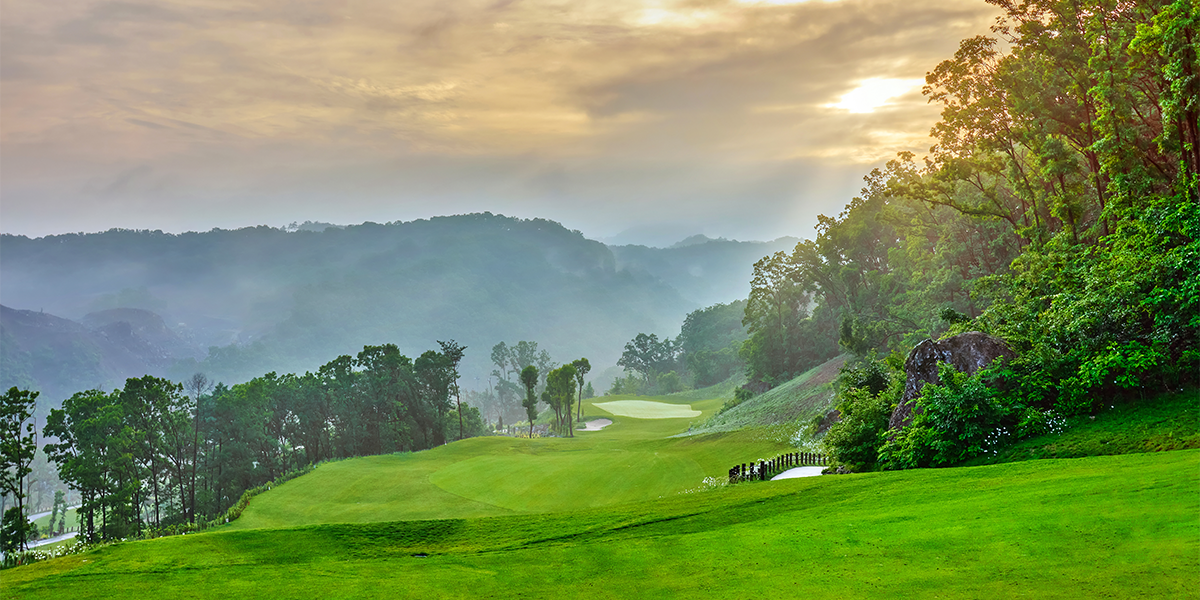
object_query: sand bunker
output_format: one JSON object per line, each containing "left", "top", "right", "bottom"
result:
{"left": 579, "top": 418, "right": 613, "bottom": 431}
{"left": 592, "top": 400, "right": 701, "bottom": 419}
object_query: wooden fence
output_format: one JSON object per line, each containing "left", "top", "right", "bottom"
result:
{"left": 727, "top": 452, "right": 827, "bottom": 484}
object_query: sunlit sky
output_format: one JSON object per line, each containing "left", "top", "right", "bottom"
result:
{"left": 0, "top": 0, "right": 1001, "bottom": 244}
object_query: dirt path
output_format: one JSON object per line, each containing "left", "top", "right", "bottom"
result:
{"left": 770, "top": 466, "right": 824, "bottom": 480}
{"left": 29, "top": 532, "right": 77, "bottom": 549}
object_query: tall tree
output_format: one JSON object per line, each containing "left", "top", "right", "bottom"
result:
{"left": 571, "top": 358, "right": 591, "bottom": 424}
{"left": 184, "top": 373, "right": 212, "bottom": 525}
{"left": 438, "top": 340, "right": 467, "bottom": 441}
{"left": 520, "top": 366, "right": 539, "bottom": 438}
{"left": 0, "top": 387, "right": 38, "bottom": 552}
{"left": 546, "top": 364, "right": 577, "bottom": 436}
{"left": 617, "top": 333, "right": 677, "bottom": 388}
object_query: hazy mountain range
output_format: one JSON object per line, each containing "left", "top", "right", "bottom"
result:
{"left": 1, "top": 213, "right": 798, "bottom": 409}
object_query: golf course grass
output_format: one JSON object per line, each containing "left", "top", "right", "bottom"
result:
{"left": 6, "top": 450, "right": 1197, "bottom": 599}
{"left": 228, "top": 393, "right": 788, "bottom": 529}
{"left": 6, "top": 386, "right": 1198, "bottom": 598}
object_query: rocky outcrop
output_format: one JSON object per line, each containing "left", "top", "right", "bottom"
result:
{"left": 889, "top": 332, "right": 1015, "bottom": 431}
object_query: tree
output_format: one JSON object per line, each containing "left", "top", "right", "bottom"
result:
{"left": 520, "top": 366, "right": 539, "bottom": 438}
{"left": 678, "top": 301, "right": 749, "bottom": 387}
{"left": 50, "top": 490, "right": 66, "bottom": 535}
{"left": 0, "top": 387, "right": 37, "bottom": 552}
{"left": 184, "top": 373, "right": 212, "bottom": 525}
{"left": 44, "top": 389, "right": 137, "bottom": 542}
{"left": 438, "top": 340, "right": 467, "bottom": 441}
{"left": 571, "top": 358, "right": 591, "bottom": 424}
{"left": 492, "top": 341, "right": 555, "bottom": 425}
{"left": 618, "top": 333, "right": 677, "bottom": 389}
{"left": 547, "top": 364, "right": 577, "bottom": 436}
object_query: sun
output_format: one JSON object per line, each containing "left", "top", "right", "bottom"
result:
{"left": 829, "top": 78, "right": 924, "bottom": 113}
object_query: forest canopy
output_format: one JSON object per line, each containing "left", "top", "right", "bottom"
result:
{"left": 758, "top": 0, "right": 1200, "bottom": 471}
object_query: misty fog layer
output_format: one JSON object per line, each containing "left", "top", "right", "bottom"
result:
{"left": 0, "top": 213, "right": 796, "bottom": 405}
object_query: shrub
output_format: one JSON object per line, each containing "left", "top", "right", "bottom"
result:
{"left": 879, "top": 363, "right": 1020, "bottom": 469}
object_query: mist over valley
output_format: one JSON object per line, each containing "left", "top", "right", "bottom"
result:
{"left": 0, "top": 213, "right": 795, "bottom": 408}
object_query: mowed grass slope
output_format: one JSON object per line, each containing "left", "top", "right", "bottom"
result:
{"left": 967, "top": 387, "right": 1200, "bottom": 466}
{"left": 8, "top": 450, "right": 1197, "bottom": 599}
{"left": 231, "top": 392, "right": 789, "bottom": 529}
{"left": 691, "top": 354, "right": 846, "bottom": 435}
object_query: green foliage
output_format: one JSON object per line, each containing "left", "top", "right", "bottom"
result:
{"left": 545, "top": 364, "right": 578, "bottom": 435}
{"left": 823, "top": 363, "right": 897, "bottom": 471}
{"left": 808, "top": 0, "right": 1198, "bottom": 471}
{"left": 1, "top": 507, "right": 35, "bottom": 554}
{"left": 40, "top": 341, "right": 482, "bottom": 543}
{"left": 657, "top": 371, "right": 684, "bottom": 394}
{"left": 678, "top": 301, "right": 750, "bottom": 387}
{"left": 617, "top": 333, "right": 678, "bottom": 384}
{"left": 520, "top": 365, "right": 539, "bottom": 437}
{"left": 879, "top": 363, "right": 1018, "bottom": 469}
{"left": 740, "top": 251, "right": 838, "bottom": 387}
{"left": 0, "top": 387, "right": 38, "bottom": 552}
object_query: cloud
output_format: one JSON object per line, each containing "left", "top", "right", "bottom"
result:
{"left": 0, "top": 0, "right": 1001, "bottom": 238}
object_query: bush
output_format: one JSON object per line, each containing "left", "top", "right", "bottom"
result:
{"left": 823, "top": 384, "right": 895, "bottom": 471}
{"left": 879, "top": 363, "right": 1020, "bottom": 469}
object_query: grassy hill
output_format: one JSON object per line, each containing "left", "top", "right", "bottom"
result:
{"left": 687, "top": 354, "right": 846, "bottom": 438}
{"left": 227, "top": 393, "right": 787, "bottom": 529}
{"left": 7, "top": 380, "right": 1198, "bottom": 598}
{"left": 965, "top": 388, "right": 1200, "bottom": 466}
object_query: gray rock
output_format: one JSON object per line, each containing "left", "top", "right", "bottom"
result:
{"left": 889, "top": 332, "right": 1014, "bottom": 430}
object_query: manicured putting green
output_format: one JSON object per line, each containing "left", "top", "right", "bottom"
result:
{"left": 593, "top": 399, "right": 701, "bottom": 418}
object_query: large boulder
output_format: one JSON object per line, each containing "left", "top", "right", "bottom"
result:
{"left": 889, "top": 332, "right": 1015, "bottom": 431}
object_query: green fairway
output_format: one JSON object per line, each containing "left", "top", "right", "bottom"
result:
{"left": 8, "top": 450, "right": 1197, "bottom": 599}
{"left": 593, "top": 399, "right": 702, "bottom": 419}
{"left": 31, "top": 508, "right": 78, "bottom": 534}
{"left": 227, "top": 393, "right": 787, "bottom": 529}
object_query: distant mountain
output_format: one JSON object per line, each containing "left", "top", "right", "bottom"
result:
{"left": 669, "top": 234, "right": 725, "bottom": 248}
{"left": 610, "top": 236, "right": 800, "bottom": 309}
{"left": 81, "top": 308, "right": 202, "bottom": 361}
{"left": 0, "top": 305, "right": 181, "bottom": 409}
{"left": 0, "top": 214, "right": 795, "bottom": 402}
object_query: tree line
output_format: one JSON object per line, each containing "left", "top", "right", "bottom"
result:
{"left": 3, "top": 340, "right": 485, "bottom": 547}
{"left": 611, "top": 300, "right": 749, "bottom": 396}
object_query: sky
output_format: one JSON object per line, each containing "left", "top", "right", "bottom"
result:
{"left": 0, "top": 0, "right": 1002, "bottom": 245}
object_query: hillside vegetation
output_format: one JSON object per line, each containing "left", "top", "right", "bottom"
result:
{"left": 965, "top": 388, "right": 1200, "bottom": 466}
{"left": 689, "top": 354, "right": 845, "bottom": 436}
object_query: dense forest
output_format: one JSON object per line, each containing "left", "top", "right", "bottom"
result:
{"left": 729, "top": 0, "right": 1197, "bottom": 471}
